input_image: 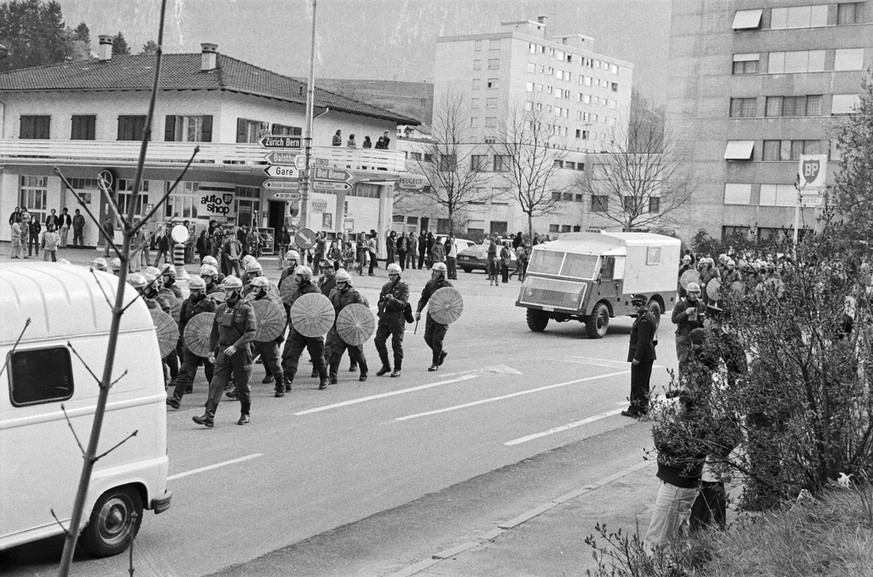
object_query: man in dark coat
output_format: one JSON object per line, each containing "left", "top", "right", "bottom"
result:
{"left": 415, "top": 262, "right": 453, "bottom": 372}
{"left": 622, "top": 294, "right": 657, "bottom": 418}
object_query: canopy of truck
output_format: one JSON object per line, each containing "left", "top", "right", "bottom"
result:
{"left": 536, "top": 233, "right": 626, "bottom": 256}
{"left": 0, "top": 263, "right": 154, "bottom": 345}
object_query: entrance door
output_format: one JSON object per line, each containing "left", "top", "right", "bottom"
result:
{"left": 420, "top": 217, "right": 430, "bottom": 233}
{"left": 268, "top": 200, "right": 285, "bottom": 252}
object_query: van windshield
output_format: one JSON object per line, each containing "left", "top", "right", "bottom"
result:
{"left": 528, "top": 250, "right": 565, "bottom": 274}
{"left": 561, "top": 253, "right": 600, "bottom": 279}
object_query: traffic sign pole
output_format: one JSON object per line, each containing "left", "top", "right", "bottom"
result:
{"left": 300, "top": 0, "right": 318, "bottom": 230}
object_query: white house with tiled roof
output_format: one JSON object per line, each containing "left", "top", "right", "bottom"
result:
{"left": 0, "top": 40, "right": 418, "bottom": 250}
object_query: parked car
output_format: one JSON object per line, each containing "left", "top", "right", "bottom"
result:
{"left": 457, "top": 243, "right": 517, "bottom": 273}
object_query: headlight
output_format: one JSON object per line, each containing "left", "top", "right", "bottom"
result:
{"left": 526, "top": 288, "right": 533, "bottom": 296}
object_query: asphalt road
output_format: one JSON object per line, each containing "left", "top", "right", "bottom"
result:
{"left": 0, "top": 252, "right": 677, "bottom": 577}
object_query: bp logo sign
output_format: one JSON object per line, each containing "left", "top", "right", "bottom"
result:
{"left": 802, "top": 158, "right": 820, "bottom": 185}
{"left": 799, "top": 154, "right": 827, "bottom": 188}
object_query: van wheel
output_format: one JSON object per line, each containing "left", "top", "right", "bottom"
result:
{"left": 526, "top": 309, "right": 549, "bottom": 332}
{"left": 81, "top": 487, "right": 143, "bottom": 558}
{"left": 586, "top": 303, "right": 610, "bottom": 339}
{"left": 461, "top": 267, "right": 472, "bottom": 273}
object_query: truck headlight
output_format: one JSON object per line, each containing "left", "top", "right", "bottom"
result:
{"left": 525, "top": 288, "right": 533, "bottom": 296}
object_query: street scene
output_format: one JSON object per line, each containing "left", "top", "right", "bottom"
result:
{"left": 2, "top": 1, "right": 873, "bottom": 576}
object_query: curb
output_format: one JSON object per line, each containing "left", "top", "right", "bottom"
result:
{"left": 386, "top": 460, "right": 653, "bottom": 577}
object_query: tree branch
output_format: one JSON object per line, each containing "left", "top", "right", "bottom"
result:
{"left": 0, "top": 317, "right": 30, "bottom": 378}
{"left": 94, "top": 430, "right": 138, "bottom": 461}
{"left": 60, "top": 404, "right": 86, "bottom": 456}
{"left": 66, "top": 341, "right": 104, "bottom": 389}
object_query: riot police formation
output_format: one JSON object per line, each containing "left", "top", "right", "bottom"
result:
{"left": 415, "top": 262, "right": 452, "bottom": 372}
{"left": 167, "top": 276, "right": 216, "bottom": 409}
{"left": 374, "top": 263, "right": 408, "bottom": 378}
{"left": 193, "top": 275, "right": 256, "bottom": 427}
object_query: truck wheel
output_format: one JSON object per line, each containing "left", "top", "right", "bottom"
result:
{"left": 585, "top": 302, "right": 610, "bottom": 339}
{"left": 80, "top": 486, "right": 143, "bottom": 558}
{"left": 461, "top": 267, "right": 472, "bottom": 273}
{"left": 526, "top": 309, "right": 549, "bottom": 332}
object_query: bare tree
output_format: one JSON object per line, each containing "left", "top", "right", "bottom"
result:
{"left": 407, "top": 92, "right": 485, "bottom": 234}
{"left": 491, "top": 102, "right": 568, "bottom": 241}
{"left": 580, "top": 90, "right": 692, "bottom": 232}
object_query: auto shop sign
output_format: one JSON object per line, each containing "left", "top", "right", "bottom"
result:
{"left": 198, "top": 190, "right": 235, "bottom": 217}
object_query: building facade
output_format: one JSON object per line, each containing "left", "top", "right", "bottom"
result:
{"left": 667, "top": 0, "right": 870, "bottom": 243}
{"left": 0, "top": 41, "right": 417, "bottom": 250}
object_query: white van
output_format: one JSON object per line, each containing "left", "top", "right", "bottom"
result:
{"left": 0, "top": 263, "right": 171, "bottom": 557}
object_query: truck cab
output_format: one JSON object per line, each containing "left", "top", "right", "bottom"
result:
{"left": 516, "top": 232, "right": 680, "bottom": 338}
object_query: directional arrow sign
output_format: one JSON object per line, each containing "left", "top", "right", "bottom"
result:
{"left": 313, "top": 180, "right": 353, "bottom": 192}
{"left": 264, "top": 165, "right": 299, "bottom": 179}
{"left": 295, "top": 227, "right": 317, "bottom": 250}
{"left": 259, "top": 135, "right": 302, "bottom": 149}
{"left": 294, "top": 155, "right": 329, "bottom": 170}
{"left": 264, "top": 151, "right": 298, "bottom": 165}
{"left": 314, "top": 167, "right": 353, "bottom": 182}
{"left": 270, "top": 191, "right": 301, "bottom": 201}
{"left": 262, "top": 179, "right": 300, "bottom": 191}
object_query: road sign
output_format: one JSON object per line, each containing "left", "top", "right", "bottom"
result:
{"left": 264, "top": 165, "right": 299, "bottom": 179}
{"left": 295, "top": 227, "right": 317, "bottom": 250}
{"left": 270, "top": 191, "right": 301, "bottom": 201}
{"left": 294, "top": 155, "right": 329, "bottom": 170}
{"left": 259, "top": 135, "right": 302, "bottom": 149}
{"left": 264, "top": 151, "right": 298, "bottom": 165}
{"left": 313, "top": 180, "right": 353, "bottom": 192}
{"left": 801, "top": 196, "right": 823, "bottom": 207}
{"left": 397, "top": 174, "right": 427, "bottom": 191}
{"left": 314, "top": 167, "right": 353, "bottom": 182}
{"left": 262, "top": 179, "right": 300, "bottom": 191}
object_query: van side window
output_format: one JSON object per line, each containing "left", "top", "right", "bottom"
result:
{"left": 600, "top": 256, "right": 615, "bottom": 280}
{"left": 8, "top": 347, "right": 74, "bottom": 406}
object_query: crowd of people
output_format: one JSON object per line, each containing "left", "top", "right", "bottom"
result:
{"left": 332, "top": 129, "right": 392, "bottom": 149}
{"left": 8, "top": 205, "right": 84, "bottom": 260}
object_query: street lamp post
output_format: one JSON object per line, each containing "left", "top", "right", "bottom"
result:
{"left": 299, "top": 0, "right": 318, "bottom": 229}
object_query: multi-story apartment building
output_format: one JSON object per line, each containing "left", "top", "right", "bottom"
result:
{"left": 0, "top": 40, "right": 416, "bottom": 249}
{"left": 667, "top": 0, "right": 870, "bottom": 243}
{"left": 391, "top": 19, "right": 636, "bottom": 239}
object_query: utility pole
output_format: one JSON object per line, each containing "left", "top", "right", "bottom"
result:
{"left": 300, "top": 0, "right": 318, "bottom": 228}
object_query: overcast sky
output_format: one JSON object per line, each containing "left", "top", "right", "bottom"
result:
{"left": 58, "top": 0, "right": 671, "bottom": 102}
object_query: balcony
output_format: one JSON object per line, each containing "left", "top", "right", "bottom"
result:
{"left": 0, "top": 140, "right": 407, "bottom": 175}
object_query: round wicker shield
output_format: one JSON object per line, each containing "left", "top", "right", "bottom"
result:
{"left": 730, "top": 280, "right": 745, "bottom": 294}
{"left": 679, "top": 269, "right": 700, "bottom": 291}
{"left": 280, "top": 276, "right": 299, "bottom": 306}
{"left": 251, "top": 299, "right": 286, "bottom": 342}
{"left": 150, "top": 308, "right": 179, "bottom": 358}
{"left": 428, "top": 287, "right": 464, "bottom": 325}
{"left": 183, "top": 312, "right": 215, "bottom": 357}
{"left": 336, "top": 303, "right": 376, "bottom": 346}
{"left": 290, "top": 292, "right": 335, "bottom": 337}
{"left": 706, "top": 278, "right": 721, "bottom": 301}
{"left": 207, "top": 291, "right": 226, "bottom": 304}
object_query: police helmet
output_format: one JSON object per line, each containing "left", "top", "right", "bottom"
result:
{"left": 285, "top": 249, "right": 300, "bottom": 262}
{"left": 241, "top": 254, "right": 256, "bottom": 268}
{"left": 686, "top": 282, "right": 701, "bottom": 293}
{"left": 128, "top": 273, "right": 147, "bottom": 289}
{"left": 91, "top": 257, "right": 108, "bottom": 271}
{"left": 144, "top": 266, "right": 161, "bottom": 278}
{"left": 431, "top": 262, "right": 448, "bottom": 274}
{"left": 387, "top": 263, "right": 402, "bottom": 275}
{"left": 295, "top": 266, "right": 313, "bottom": 281}
{"left": 199, "top": 264, "right": 218, "bottom": 279}
{"left": 222, "top": 276, "right": 243, "bottom": 291}
{"left": 188, "top": 276, "right": 207, "bottom": 292}
{"left": 110, "top": 258, "right": 122, "bottom": 272}
{"left": 335, "top": 269, "right": 352, "bottom": 284}
{"left": 251, "top": 276, "right": 270, "bottom": 289}
{"left": 160, "top": 263, "right": 176, "bottom": 279}
{"left": 245, "top": 260, "right": 263, "bottom": 275}
{"left": 201, "top": 255, "right": 219, "bottom": 268}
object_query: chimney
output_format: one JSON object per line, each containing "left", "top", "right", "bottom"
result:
{"left": 98, "top": 35, "right": 113, "bottom": 62}
{"left": 201, "top": 43, "right": 217, "bottom": 71}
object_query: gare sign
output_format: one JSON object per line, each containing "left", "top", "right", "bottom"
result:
{"left": 264, "top": 165, "right": 299, "bottom": 179}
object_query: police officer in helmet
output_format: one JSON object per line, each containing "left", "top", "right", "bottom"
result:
{"left": 416, "top": 262, "right": 452, "bottom": 372}
{"left": 374, "top": 263, "right": 408, "bottom": 378}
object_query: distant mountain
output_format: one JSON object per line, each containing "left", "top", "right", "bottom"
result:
{"left": 309, "top": 79, "right": 433, "bottom": 125}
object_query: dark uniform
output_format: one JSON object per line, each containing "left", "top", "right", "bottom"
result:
{"left": 417, "top": 278, "right": 452, "bottom": 368}
{"left": 626, "top": 306, "right": 657, "bottom": 416}
{"left": 248, "top": 290, "right": 285, "bottom": 395}
{"left": 325, "top": 286, "right": 369, "bottom": 381}
{"left": 374, "top": 277, "right": 409, "bottom": 373}
{"left": 671, "top": 296, "right": 705, "bottom": 378}
{"left": 281, "top": 280, "right": 328, "bottom": 387}
{"left": 171, "top": 294, "right": 216, "bottom": 403}
{"left": 207, "top": 297, "right": 256, "bottom": 420}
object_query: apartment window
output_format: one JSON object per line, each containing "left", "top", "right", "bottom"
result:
{"left": 472, "top": 78, "right": 481, "bottom": 90}
{"left": 768, "top": 50, "right": 825, "bottom": 74}
{"left": 584, "top": 75, "right": 592, "bottom": 86}
{"left": 486, "top": 78, "right": 498, "bottom": 89}
{"left": 489, "top": 39, "right": 500, "bottom": 50}
{"left": 528, "top": 43, "right": 536, "bottom": 54}
{"left": 724, "top": 183, "right": 752, "bottom": 205}
{"left": 486, "top": 97, "right": 497, "bottom": 109}
{"left": 118, "top": 115, "right": 147, "bottom": 141}
{"left": 493, "top": 155, "right": 510, "bottom": 172}
{"left": 484, "top": 137, "right": 495, "bottom": 144}
{"left": 165, "top": 115, "right": 213, "bottom": 142}
{"left": 474, "top": 40, "right": 482, "bottom": 51}
{"left": 19, "top": 175, "right": 48, "bottom": 223}
{"left": 471, "top": 98, "right": 480, "bottom": 109}
{"left": 526, "top": 62, "right": 536, "bottom": 73}
{"left": 524, "top": 101, "right": 533, "bottom": 111}
{"left": 765, "top": 95, "right": 822, "bottom": 117}
{"left": 648, "top": 197, "right": 660, "bottom": 214}
{"left": 832, "top": 93, "right": 861, "bottom": 114}
{"left": 547, "top": 86, "right": 553, "bottom": 95}
{"left": 552, "top": 191, "right": 562, "bottom": 201}
{"left": 834, "top": 48, "right": 865, "bottom": 71}
{"left": 581, "top": 130, "right": 590, "bottom": 140}
{"left": 762, "top": 139, "right": 822, "bottom": 161}
{"left": 760, "top": 184, "right": 797, "bottom": 207}
{"left": 471, "top": 154, "right": 488, "bottom": 171}
{"left": 8, "top": 347, "right": 74, "bottom": 407}
{"left": 473, "top": 59, "right": 481, "bottom": 70}
{"left": 408, "top": 152, "right": 422, "bottom": 161}
{"left": 730, "top": 97, "right": 757, "bottom": 117}
{"left": 537, "top": 83, "right": 543, "bottom": 92}
{"left": 838, "top": 3, "right": 861, "bottom": 24}
{"left": 438, "top": 154, "right": 457, "bottom": 172}
{"left": 770, "top": 4, "right": 828, "bottom": 29}
{"left": 271, "top": 123, "right": 302, "bottom": 136}
{"left": 470, "top": 117, "right": 478, "bottom": 128}
{"left": 116, "top": 178, "right": 148, "bottom": 218}
{"left": 484, "top": 116, "right": 497, "bottom": 128}
{"left": 537, "top": 64, "right": 544, "bottom": 73}
{"left": 724, "top": 140, "right": 755, "bottom": 160}
{"left": 70, "top": 115, "right": 96, "bottom": 140}
{"left": 611, "top": 64, "right": 619, "bottom": 74}
{"left": 488, "top": 58, "right": 500, "bottom": 70}
{"left": 732, "top": 53, "right": 759, "bottom": 74}
{"left": 591, "top": 195, "right": 608, "bottom": 213}
{"left": 19, "top": 115, "right": 50, "bottom": 139}
{"left": 610, "top": 82, "right": 618, "bottom": 92}
{"left": 583, "top": 94, "right": 591, "bottom": 104}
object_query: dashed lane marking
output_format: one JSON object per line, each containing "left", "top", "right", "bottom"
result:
{"left": 167, "top": 453, "right": 263, "bottom": 481}
{"left": 504, "top": 407, "right": 625, "bottom": 446}
{"left": 394, "top": 370, "right": 629, "bottom": 422}
{"left": 292, "top": 374, "right": 479, "bottom": 416}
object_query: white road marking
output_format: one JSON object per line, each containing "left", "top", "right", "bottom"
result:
{"left": 395, "top": 370, "right": 629, "bottom": 422}
{"left": 293, "top": 374, "right": 479, "bottom": 416}
{"left": 167, "top": 453, "right": 263, "bottom": 481}
{"left": 504, "top": 407, "right": 625, "bottom": 446}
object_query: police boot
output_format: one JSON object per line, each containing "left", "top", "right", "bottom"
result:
{"left": 348, "top": 361, "right": 358, "bottom": 372}
{"left": 318, "top": 378, "right": 329, "bottom": 390}
{"left": 359, "top": 361, "right": 369, "bottom": 382}
{"left": 192, "top": 410, "right": 214, "bottom": 428}
{"left": 166, "top": 394, "right": 181, "bottom": 409}
{"left": 329, "top": 373, "right": 338, "bottom": 385}
{"left": 262, "top": 373, "right": 274, "bottom": 384}
{"left": 439, "top": 351, "right": 448, "bottom": 366}
{"left": 376, "top": 365, "right": 391, "bottom": 376}
{"left": 390, "top": 360, "right": 402, "bottom": 378}
{"left": 238, "top": 413, "right": 250, "bottom": 425}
